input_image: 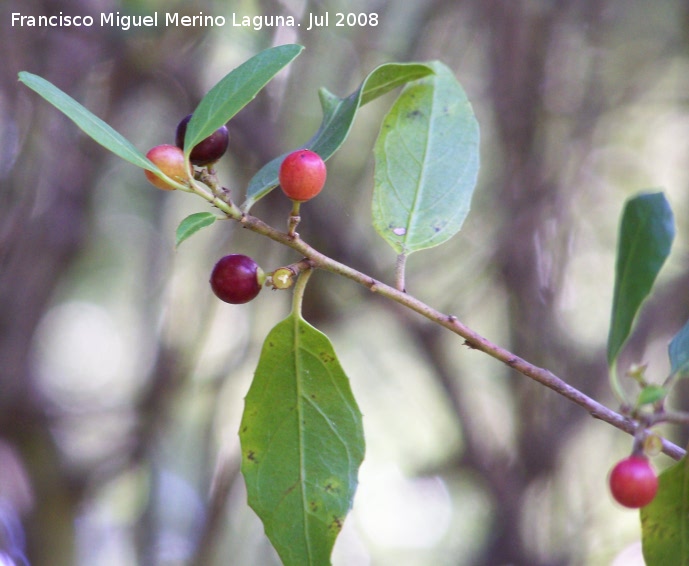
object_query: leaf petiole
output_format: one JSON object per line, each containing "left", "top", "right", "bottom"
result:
{"left": 292, "top": 267, "right": 314, "bottom": 318}
{"left": 395, "top": 253, "right": 408, "bottom": 292}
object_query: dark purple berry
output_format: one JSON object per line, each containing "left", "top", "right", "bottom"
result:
{"left": 176, "top": 114, "right": 229, "bottom": 166}
{"left": 210, "top": 254, "right": 264, "bottom": 304}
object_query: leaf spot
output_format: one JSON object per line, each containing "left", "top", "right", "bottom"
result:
{"left": 323, "top": 478, "right": 342, "bottom": 494}
{"left": 284, "top": 480, "right": 299, "bottom": 497}
{"left": 329, "top": 516, "right": 344, "bottom": 533}
{"left": 247, "top": 450, "right": 258, "bottom": 463}
{"left": 319, "top": 352, "right": 335, "bottom": 363}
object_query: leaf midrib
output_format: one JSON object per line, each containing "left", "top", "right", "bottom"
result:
{"left": 610, "top": 208, "right": 649, "bottom": 359}
{"left": 403, "top": 83, "right": 436, "bottom": 251}
{"left": 293, "top": 314, "right": 314, "bottom": 565}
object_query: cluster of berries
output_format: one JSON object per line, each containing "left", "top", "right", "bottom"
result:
{"left": 144, "top": 115, "right": 327, "bottom": 304}
{"left": 144, "top": 114, "right": 230, "bottom": 190}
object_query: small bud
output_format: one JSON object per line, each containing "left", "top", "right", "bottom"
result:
{"left": 643, "top": 433, "right": 663, "bottom": 457}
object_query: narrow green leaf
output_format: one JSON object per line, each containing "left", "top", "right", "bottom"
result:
{"left": 175, "top": 212, "right": 217, "bottom": 248}
{"left": 372, "top": 62, "right": 480, "bottom": 255}
{"left": 636, "top": 385, "right": 667, "bottom": 407}
{"left": 184, "top": 44, "right": 303, "bottom": 157}
{"left": 242, "top": 62, "right": 434, "bottom": 210}
{"left": 239, "top": 313, "right": 364, "bottom": 566}
{"left": 607, "top": 192, "right": 675, "bottom": 366}
{"left": 641, "top": 457, "right": 689, "bottom": 565}
{"left": 18, "top": 71, "right": 159, "bottom": 174}
{"left": 669, "top": 318, "right": 689, "bottom": 378}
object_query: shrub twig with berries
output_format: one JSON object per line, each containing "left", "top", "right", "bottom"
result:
{"left": 18, "top": 45, "right": 689, "bottom": 566}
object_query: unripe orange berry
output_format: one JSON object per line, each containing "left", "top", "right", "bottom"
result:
{"left": 145, "top": 144, "right": 190, "bottom": 190}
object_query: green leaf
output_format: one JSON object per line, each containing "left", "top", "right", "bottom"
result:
{"left": 239, "top": 313, "right": 365, "bottom": 566}
{"left": 641, "top": 457, "right": 689, "bottom": 565}
{"left": 669, "top": 318, "right": 689, "bottom": 378}
{"left": 184, "top": 44, "right": 303, "bottom": 157}
{"left": 175, "top": 212, "right": 217, "bottom": 248}
{"left": 18, "top": 71, "right": 159, "bottom": 173}
{"left": 607, "top": 192, "right": 675, "bottom": 366}
{"left": 372, "top": 61, "right": 480, "bottom": 255}
{"left": 242, "top": 62, "right": 434, "bottom": 210}
{"left": 636, "top": 385, "right": 667, "bottom": 407}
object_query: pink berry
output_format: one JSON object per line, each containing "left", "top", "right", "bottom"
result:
{"left": 609, "top": 455, "right": 658, "bottom": 508}
{"left": 278, "top": 149, "right": 327, "bottom": 202}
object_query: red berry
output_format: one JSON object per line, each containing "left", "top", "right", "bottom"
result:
{"left": 609, "top": 455, "right": 658, "bottom": 508}
{"left": 176, "top": 114, "right": 229, "bottom": 166}
{"left": 145, "top": 144, "right": 190, "bottom": 190}
{"left": 210, "top": 254, "right": 265, "bottom": 304}
{"left": 278, "top": 149, "right": 327, "bottom": 202}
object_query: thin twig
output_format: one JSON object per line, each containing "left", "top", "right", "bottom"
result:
{"left": 194, "top": 189, "right": 686, "bottom": 461}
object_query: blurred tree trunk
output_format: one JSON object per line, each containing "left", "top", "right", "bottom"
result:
{"left": 1, "top": 3, "right": 107, "bottom": 561}
{"left": 0, "top": 1, "right": 209, "bottom": 562}
{"left": 401, "top": 1, "right": 614, "bottom": 564}
{"left": 2, "top": 1, "right": 287, "bottom": 562}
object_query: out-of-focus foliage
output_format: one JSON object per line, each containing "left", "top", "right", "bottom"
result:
{"left": 607, "top": 192, "right": 674, "bottom": 366}
{"left": 3, "top": 0, "right": 689, "bottom": 564}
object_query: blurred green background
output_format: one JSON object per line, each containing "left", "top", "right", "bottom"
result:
{"left": 2, "top": 0, "right": 689, "bottom": 564}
